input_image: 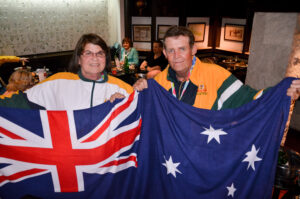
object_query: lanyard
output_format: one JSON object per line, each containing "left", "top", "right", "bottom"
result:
{"left": 171, "top": 56, "right": 196, "bottom": 100}
{"left": 97, "top": 72, "right": 104, "bottom": 81}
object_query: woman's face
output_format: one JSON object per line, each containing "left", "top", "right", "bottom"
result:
{"left": 123, "top": 41, "right": 130, "bottom": 50}
{"left": 79, "top": 43, "right": 106, "bottom": 80}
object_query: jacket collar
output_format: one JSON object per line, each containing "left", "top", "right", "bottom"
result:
{"left": 78, "top": 70, "right": 108, "bottom": 83}
{"left": 167, "top": 66, "right": 178, "bottom": 83}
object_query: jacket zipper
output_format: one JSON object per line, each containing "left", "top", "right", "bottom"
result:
{"left": 90, "top": 81, "right": 96, "bottom": 107}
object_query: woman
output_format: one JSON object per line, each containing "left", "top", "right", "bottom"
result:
{"left": 0, "top": 33, "right": 133, "bottom": 110}
{"left": 1, "top": 69, "right": 34, "bottom": 97}
{"left": 120, "top": 37, "right": 139, "bottom": 66}
{"left": 139, "top": 40, "right": 168, "bottom": 79}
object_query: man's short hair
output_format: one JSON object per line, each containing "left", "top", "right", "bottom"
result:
{"left": 153, "top": 40, "right": 163, "bottom": 48}
{"left": 163, "top": 26, "right": 195, "bottom": 48}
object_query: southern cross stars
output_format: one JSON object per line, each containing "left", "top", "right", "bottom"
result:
{"left": 162, "top": 156, "right": 182, "bottom": 178}
{"left": 200, "top": 125, "right": 227, "bottom": 144}
{"left": 226, "top": 183, "right": 237, "bottom": 197}
{"left": 242, "top": 144, "right": 262, "bottom": 171}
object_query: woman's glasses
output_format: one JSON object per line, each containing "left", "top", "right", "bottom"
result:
{"left": 82, "top": 50, "right": 105, "bottom": 58}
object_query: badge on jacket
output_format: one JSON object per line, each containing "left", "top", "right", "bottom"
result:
{"left": 197, "top": 84, "right": 208, "bottom": 95}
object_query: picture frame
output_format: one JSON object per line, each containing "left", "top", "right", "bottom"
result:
{"left": 224, "top": 24, "right": 245, "bottom": 42}
{"left": 188, "top": 23, "right": 206, "bottom": 42}
{"left": 132, "top": 25, "right": 151, "bottom": 42}
{"left": 157, "top": 25, "right": 172, "bottom": 40}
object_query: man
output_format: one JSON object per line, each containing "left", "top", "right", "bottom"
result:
{"left": 140, "top": 40, "right": 168, "bottom": 79}
{"left": 134, "top": 26, "right": 300, "bottom": 110}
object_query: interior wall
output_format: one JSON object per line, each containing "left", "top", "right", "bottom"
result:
{"left": 0, "top": 0, "right": 111, "bottom": 55}
{"left": 120, "top": 0, "right": 125, "bottom": 42}
{"left": 217, "top": 18, "right": 246, "bottom": 53}
{"left": 156, "top": 17, "right": 179, "bottom": 40}
{"left": 108, "top": 0, "right": 122, "bottom": 46}
{"left": 132, "top": 16, "right": 152, "bottom": 51}
{"left": 186, "top": 17, "right": 211, "bottom": 50}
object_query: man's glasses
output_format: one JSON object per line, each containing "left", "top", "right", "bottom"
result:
{"left": 82, "top": 50, "right": 105, "bottom": 58}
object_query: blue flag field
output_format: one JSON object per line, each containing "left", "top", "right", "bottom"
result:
{"left": 0, "top": 78, "right": 293, "bottom": 198}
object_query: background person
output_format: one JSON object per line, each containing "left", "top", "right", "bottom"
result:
{"left": 0, "top": 33, "right": 133, "bottom": 110}
{"left": 140, "top": 40, "right": 168, "bottom": 79}
{"left": 133, "top": 26, "right": 300, "bottom": 109}
{"left": 119, "top": 37, "right": 139, "bottom": 67}
{"left": 1, "top": 69, "right": 35, "bottom": 97}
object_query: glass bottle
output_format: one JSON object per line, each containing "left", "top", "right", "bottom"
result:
{"left": 124, "top": 55, "right": 129, "bottom": 74}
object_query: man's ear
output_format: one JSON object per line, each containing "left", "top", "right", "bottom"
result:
{"left": 163, "top": 49, "right": 167, "bottom": 57}
{"left": 192, "top": 45, "right": 197, "bottom": 56}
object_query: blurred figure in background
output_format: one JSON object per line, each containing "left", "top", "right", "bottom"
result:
{"left": 120, "top": 37, "right": 139, "bottom": 66}
{"left": 0, "top": 56, "right": 28, "bottom": 66}
{"left": 140, "top": 40, "right": 168, "bottom": 79}
{"left": 111, "top": 42, "right": 121, "bottom": 60}
{"left": 1, "top": 69, "right": 35, "bottom": 97}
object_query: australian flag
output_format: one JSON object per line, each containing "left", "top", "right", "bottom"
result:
{"left": 0, "top": 78, "right": 293, "bottom": 199}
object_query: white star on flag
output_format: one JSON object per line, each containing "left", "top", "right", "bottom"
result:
{"left": 242, "top": 144, "right": 262, "bottom": 171}
{"left": 226, "top": 183, "right": 236, "bottom": 197}
{"left": 200, "top": 125, "right": 227, "bottom": 144}
{"left": 162, "top": 156, "right": 182, "bottom": 178}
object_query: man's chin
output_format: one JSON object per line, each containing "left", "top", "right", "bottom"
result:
{"left": 171, "top": 64, "right": 184, "bottom": 70}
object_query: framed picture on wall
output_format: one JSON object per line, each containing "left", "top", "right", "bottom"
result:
{"left": 187, "top": 23, "right": 206, "bottom": 42}
{"left": 157, "top": 25, "right": 172, "bottom": 40}
{"left": 224, "top": 24, "right": 245, "bottom": 42}
{"left": 132, "top": 25, "right": 151, "bottom": 42}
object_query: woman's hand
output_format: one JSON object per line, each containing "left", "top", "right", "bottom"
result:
{"left": 287, "top": 79, "right": 300, "bottom": 100}
{"left": 109, "top": 92, "right": 125, "bottom": 103}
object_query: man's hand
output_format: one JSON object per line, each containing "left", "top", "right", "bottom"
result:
{"left": 109, "top": 92, "right": 125, "bottom": 103}
{"left": 140, "top": 61, "right": 147, "bottom": 71}
{"left": 133, "top": 78, "right": 148, "bottom": 91}
{"left": 287, "top": 79, "right": 300, "bottom": 100}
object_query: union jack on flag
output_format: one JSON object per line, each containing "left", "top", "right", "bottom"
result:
{"left": 0, "top": 91, "right": 141, "bottom": 196}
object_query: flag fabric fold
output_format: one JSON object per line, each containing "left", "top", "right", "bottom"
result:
{"left": 0, "top": 78, "right": 293, "bottom": 199}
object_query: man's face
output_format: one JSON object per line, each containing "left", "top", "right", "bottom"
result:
{"left": 152, "top": 42, "right": 162, "bottom": 54}
{"left": 163, "top": 36, "right": 197, "bottom": 76}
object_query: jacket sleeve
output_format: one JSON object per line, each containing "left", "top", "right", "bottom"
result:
{"left": 211, "top": 74, "right": 265, "bottom": 110}
{"left": 0, "top": 92, "right": 44, "bottom": 110}
{"left": 0, "top": 56, "right": 20, "bottom": 66}
{"left": 130, "top": 48, "right": 139, "bottom": 66}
